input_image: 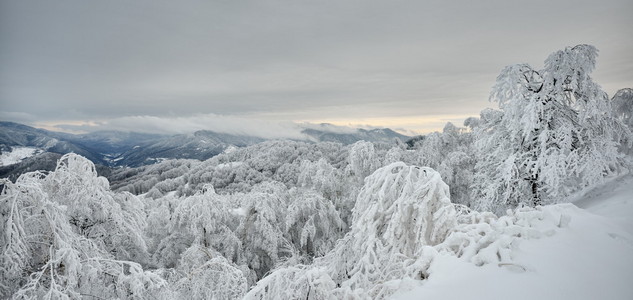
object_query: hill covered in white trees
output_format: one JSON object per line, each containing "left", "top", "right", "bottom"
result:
{"left": 1, "top": 44, "right": 632, "bottom": 299}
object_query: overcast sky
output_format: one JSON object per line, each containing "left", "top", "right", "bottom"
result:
{"left": 1, "top": 0, "right": 631, "bottom": 137}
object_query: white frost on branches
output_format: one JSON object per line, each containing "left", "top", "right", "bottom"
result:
{"left": 246, "top": 164, "right": 577, "bottom": 299}
{"left": 472, "top": 45, "right": 626, "bottom": 212}
{"left": 245, "top": 163, "right": 458, "bottom": 299}
{"left": 0, "top": 154, "right": 165, "bottom": 299}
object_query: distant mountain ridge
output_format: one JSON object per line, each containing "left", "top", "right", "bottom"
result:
{"left": 0, "top": 121, "right": 110, "bottom": 165}
{"left": 114, "top": 130, "right": 266, "bottom": 167}
{"left": 0, "top": 121, "right": 410, "bottom": 169}
{"left": 301, "top": 127, "right": 408, "bottom": 144}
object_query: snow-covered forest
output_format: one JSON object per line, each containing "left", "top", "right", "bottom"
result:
{"left": 2, "top": 45, "right": 632, "bottom": 299}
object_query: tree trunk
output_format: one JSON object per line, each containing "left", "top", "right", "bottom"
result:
{"left": 531, "top": 175, "right": 541, "bottom": 206}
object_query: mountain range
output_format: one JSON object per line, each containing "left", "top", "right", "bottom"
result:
{"left": 0, "top": 121, "right": 410, "bottom": 171}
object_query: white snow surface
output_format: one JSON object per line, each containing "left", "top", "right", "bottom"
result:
{"left": 393, "top": 174, "right": 633, "bottom": 300}
{"left": 0, "top": 146, "right": 41, "bottom": 166}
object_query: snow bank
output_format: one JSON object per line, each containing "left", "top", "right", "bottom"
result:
{"left": 573, "top": 173, "right": 633, "bottom": 235}
{"left": 393, "top": 175, "right": 633, "bottom": 300}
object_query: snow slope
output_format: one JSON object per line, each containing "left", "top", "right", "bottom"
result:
{"left": 0, "top": 146, "right": 41, "bottom": 166}
{"left": 393, "top": 174, "right": 633, "bottom": 300}
{"left": 574, "top": 173, "right": 633, "bottom": 235}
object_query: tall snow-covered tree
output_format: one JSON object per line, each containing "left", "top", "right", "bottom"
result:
{"left": 472, "top": 45, "right": 625, "bottom": 212}
{"left": 613, "top": 88, "right": 633, "bottom": 127}
{"left": 168, "top": 184, "right": 243, "bottom": 266}
{"left": 236, "top": 182, "right": 293, "bottom": 280}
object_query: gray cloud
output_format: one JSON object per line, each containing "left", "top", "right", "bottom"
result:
{"left": 1, "top": 0, "right": 631, "bottom": 134}
{"left": 0, "top": 111, "right": 36, "bottom": 123}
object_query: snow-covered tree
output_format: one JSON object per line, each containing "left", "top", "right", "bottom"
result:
{"left": 409, "top": 122, "right": 476, "bottom": 206}
{"left": 472, "top": 45, "right": 625, "bottom": 212}
{"left": 612, "top": 88, "right": 633, "bottom": 153}
{"left": 244, "top": 185, "right": 294, "bottom": 277}
{"left": 297, "top": 158, "right": 342, "bottom": 201}
{"left": 297, "top": 158, "right": 358, "bottom": 225}
{"left": 347, "top": 141, "right": 379, "bottom": 181}
{"left": 326, "top": 163, "right": 456, "bottom": 292}
{"left": 173, "top": 248, "right": 248, "bottom": 299}
{"left": 613, "top": 88, "right": 633, "bottom": 127}
{"left": 145, "top": 193, "right": 189, "bottom": 268}
{"left": 45, "top": 154, "right": 150, "bottom": 263}
{"left": 0, "top": 154, "right": 165, "bottom": 299}
{"left": 168, "top": 184, "right": 242, "bottom": 266}
{"left": 284, "top": 188, "right": 345, "bottom": 259}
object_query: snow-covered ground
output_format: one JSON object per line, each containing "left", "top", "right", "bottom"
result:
{"left": 0, "top": 146, "right": 41, "bottom": 166}
{"left": 393, "top": 174, "right": 633, "bottom": 300}
{"left": 574, "top": 173, "right": 633, "bottom": 235}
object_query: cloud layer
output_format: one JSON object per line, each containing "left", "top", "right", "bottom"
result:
{"left": 39, "top": 114, "right": 413, "bottom": 140}
{"left": 1, "top": 0, "right": 631, "bottom": 134}
{"left": 46, "top": 114, "right": 307, "bottom": 140}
